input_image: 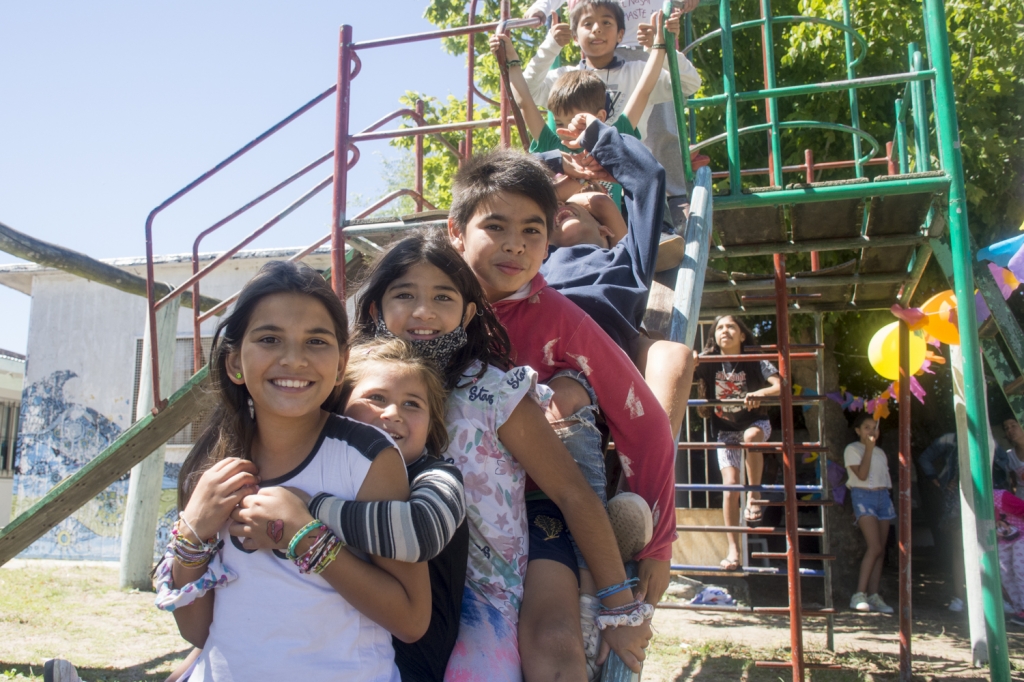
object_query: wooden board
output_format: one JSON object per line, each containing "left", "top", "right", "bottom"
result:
{"left": 0, "top": 368, "right": 214, "bottom": 565}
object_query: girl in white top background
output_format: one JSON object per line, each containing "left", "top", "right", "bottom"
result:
{"left": 154, "top": 260, "right": 429, "bottom": 681}
{"left": 843, "top": 412, "right": 896, "bottom": 615}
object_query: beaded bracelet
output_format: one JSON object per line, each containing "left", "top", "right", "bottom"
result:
{"left": 505, "top": 59, "right": 522, "bottom": 68}
{"left": 287, "top": 520, "right": 325, "bottom": 560}
{"left": 595, "top": 577, "right": 639, "bottom": 600}
{"left": 596, "top": 600, "right": 655, "bottom": 631}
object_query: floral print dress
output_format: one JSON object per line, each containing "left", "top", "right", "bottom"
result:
{"left": 444, "top": 361, "right": 548, "bottom": 627}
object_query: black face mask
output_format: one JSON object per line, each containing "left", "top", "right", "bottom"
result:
{"left": 375, "top": 314, "right": 468, "bottom": 370}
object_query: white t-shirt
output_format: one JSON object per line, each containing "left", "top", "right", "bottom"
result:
{"left": 844, "top": 441, "right": 892, "bottom": 489}
{"left": 526, "top": 0, "right": 679, "bottom": 49}
{"left": 191, "top": 415, "right": 403, "bottom": 682}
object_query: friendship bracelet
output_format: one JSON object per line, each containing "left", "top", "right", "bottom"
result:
{"left": 177, "top": 515, "right": 207, "bottom": 544}
{"left": 596, "top": 600, "right": 655, "bottom": 630}
{"left": 651, "top": 43, "right": 667, "bottom": 50}
{"left": 595, "top": 577, "right": 639, "bottom": 600}
{"left": 505, "top": 59, "right": 522, "bottom": 68}
{"left": 287, "top": 520, "right": 325, "bottom": 560}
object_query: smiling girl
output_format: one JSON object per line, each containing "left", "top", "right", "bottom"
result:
{"left": 152, "top": 261, "right": 429, "bottom": 681}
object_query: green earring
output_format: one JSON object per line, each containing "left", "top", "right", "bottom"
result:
{"left": 235, "top": 372, "right": 242, "bottom": 380}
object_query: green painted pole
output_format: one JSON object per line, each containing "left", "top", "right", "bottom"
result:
{"left": 758, "top": 0, "right": 783, "bottom": 186}
{"left": 841, "top": 0, "right": 864, "bottom": 177}
{"left": 719, "top": 0, "right": 741, "bottom": 194}
{"left": 894, "top": 99, "right": 909, "bottom": 174}
{"left": 664, "top": 1, "right": 694, "bottom": 184}
{"left": 908, "top": 43, "right": 931, "bottom": 171}
{"left": 922, "top": 0, "right": 1010, "bottom": 675}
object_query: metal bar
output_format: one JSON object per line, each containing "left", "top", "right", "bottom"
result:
{"left": 671, "top": 166, "right": 713, "bottom": 347}
{"left": 697, "top": 352, "right": 819, "bottom": 361}
{"left": 759, "top": 0, "right": 783, "bottom": 187}
{"left": 676, "top": 484, "right": 822, "bottom": 493}
{"left": 898, "top": 319, "right": 912, "bottom": 680}
{"left": 656, "top": 603, "right": 836, "bottom": 616}
{"left": 686, "top": 71, "right": 937, "bottom": 110}
{"left": 688, "top": 397, "right": 824, "bottom": 407}
{"left": 895, "top": 99, "right": 910, "bottom": 174}
{"left": 753, "top": 553, "right": 835, "bottom": 560}
{"left": 671, "top": 564, "right": 826, "bottom": 577}
{"left": 842, "top": 0, "right": 863, "bottom": 177}
{"left": 815, "top": 312, "right": 835, "bottom": 652}
{"left": 710, "top": 232, "right": 921, "bottom": 259}
{"left": 774, "top": 252, "right": 805, "bottom": 681}
{"left": 351, "top": 16, "right": 542, "bottom": 50}
{"left": 332, "top": 25, "right": 354, "bottom": 300}
{"left": 909, "top": 45, "right": 931, "bottom": 172}
{"left": 698, "top": 302, "right": 895, "bottom": 318}
{"left": 350, "top": 117, "right": 505, "bottom": 142}
{"left": 676, "top": 443, "right": 823, "bottom": 452}
{"left": 705, "top": 272, "right": 908, "bottom": 293}
{"left": 674, "top": 527, "right": 824, "bottom": 536}
{"left": 415, "top": 100, "right": 425, "bottom": 211}
{"left": 751, "top": 499, "right": 833, "bottom": 507}
{"left": 924, "top": 0, "right": 1008, "bottom": 674}
{"left": 709, "top": 155, "right": 888, "bottom": 180}
{"left": 466, "top": 0, "right": 479, "bottom": 159}
{"left": 499, "top": 0, "right": 511, "bottom": 147}
{"left": 711, "top": 174, "right": 948, "bottom": 211}
{"left": 719, "top": 0, "right": 741, "bottom": 193}
{"left": 975, "top": 262, "right": 1024, "bottom": 377}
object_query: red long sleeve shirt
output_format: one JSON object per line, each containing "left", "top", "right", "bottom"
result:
{"left": 492, "top": 274, "right": 676, "bottom": 561}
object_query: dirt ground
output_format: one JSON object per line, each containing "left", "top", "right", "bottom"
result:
{"left": 1, "top": 559, "right": 1022, "bottom": 682}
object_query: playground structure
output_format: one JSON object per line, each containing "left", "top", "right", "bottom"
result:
{"left": 0, "top": 0, "right": 1019, "bottom": 679}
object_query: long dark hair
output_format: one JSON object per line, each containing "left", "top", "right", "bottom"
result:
{"left": 354, "top": 229, "right": 511, "bottom": 388}
{"left": 177, "top": 260, "right": 348, "bottom": 508}
{"left": 702, "top": 315, "right": 756, "bottom": 355}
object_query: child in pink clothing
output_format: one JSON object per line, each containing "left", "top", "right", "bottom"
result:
{"left": 448, "top": 148, "right": 676, "bottom": 680}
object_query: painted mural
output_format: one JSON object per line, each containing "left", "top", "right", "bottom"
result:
{"left": 11, "top": 370, "right": 178, "bottom": 561}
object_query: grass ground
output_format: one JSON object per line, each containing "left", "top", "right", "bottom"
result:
{"left": 1, "top": 560, "right": 1022, "bottom": 681}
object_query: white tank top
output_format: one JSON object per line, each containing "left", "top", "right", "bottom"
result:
{"left": 191, "top": 415, "right": 402, "bottom": 682}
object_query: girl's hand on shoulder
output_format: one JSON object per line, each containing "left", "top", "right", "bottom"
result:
{"left": 229, "top": 486, "right": 314, "bottom": 551}
{"left": 181, "top": 457, "right": 260, "bottom": 541}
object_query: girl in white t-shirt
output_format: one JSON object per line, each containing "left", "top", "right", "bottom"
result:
{"left": 153, "top": 260, "right": 429, "bottom": 681}
{"left": 843, "top": 413, "right": 895, "bottom": 615}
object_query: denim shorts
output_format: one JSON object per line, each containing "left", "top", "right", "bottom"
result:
{"left": 526, "top": 497, "right": 580, "bottom": 585}
{"left": 716, "top": 419, "right": 772, "bottom": 470}
{"left": 850, "top": 487, "right": 896, "bottom": 522}
{"left": 547, "top": 369, "right": 605, "bottom": 570}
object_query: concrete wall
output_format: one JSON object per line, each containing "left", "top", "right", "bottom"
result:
{"left": 0, "top": 353, "right": 23, "bottom": 527}
{"left": 9, "top": 252, "right": 328, "bottom": 560}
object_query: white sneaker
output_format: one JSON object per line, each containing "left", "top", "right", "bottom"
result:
{"left": 607, "top": 493, "right": 653, "bottom": 562}
{"left": 868, "top": 593, "right": 894, "bottom": 614}
{"left": 949, "top": 597, "right": 964, "bottom": 612}
{"left": 44, "top": 659, "right": 81, "bottom": 682}
{"left": 580, "top": 593, "right": 602, "bottom": 682}
{"left": 850, "top": 591, "right": 870, "bottom": 612}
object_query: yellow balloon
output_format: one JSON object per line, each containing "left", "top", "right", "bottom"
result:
{"left": 920, "top": 290, "right": 960, "bottom": 345}
{"left": 868, "top": 321, "right": 927, "bottom": 380}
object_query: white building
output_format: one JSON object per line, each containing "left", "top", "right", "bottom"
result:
{"left": 0, "top": 349, "right": 25, "bottom": 527}
{"left": 0, "top": 247, "right": 330, "bottom": 559}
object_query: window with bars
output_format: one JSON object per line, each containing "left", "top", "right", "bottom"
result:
{"left": 0, "top": 400, "right": 18, "bottom": 474}
{"left": 132, "top": 338, "right": 214, "bottom": 445}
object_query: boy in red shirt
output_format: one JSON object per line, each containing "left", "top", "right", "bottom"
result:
{"left": 448, "top": 149, "right": 675, "bottom": 681}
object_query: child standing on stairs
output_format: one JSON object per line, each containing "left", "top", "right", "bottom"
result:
{"left": 152, "top": 260, "right": 430, "bottom": 681}
{"left": 692, "top": 314, "right": 780, "bottom": 572}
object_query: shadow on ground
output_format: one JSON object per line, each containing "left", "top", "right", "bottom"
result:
{"left": 0, "top": 649, "right": 190, "bottom": 682}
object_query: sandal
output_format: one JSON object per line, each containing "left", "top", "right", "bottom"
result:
{"left": 720, "top": 558, "right": 741, "bottom": 571}
{"left": 744, "top": 505, "right": 764, "bottom": 523}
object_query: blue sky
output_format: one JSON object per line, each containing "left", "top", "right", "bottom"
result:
{"left": 0, "top": 2, "right": 473, "bottom": 354}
